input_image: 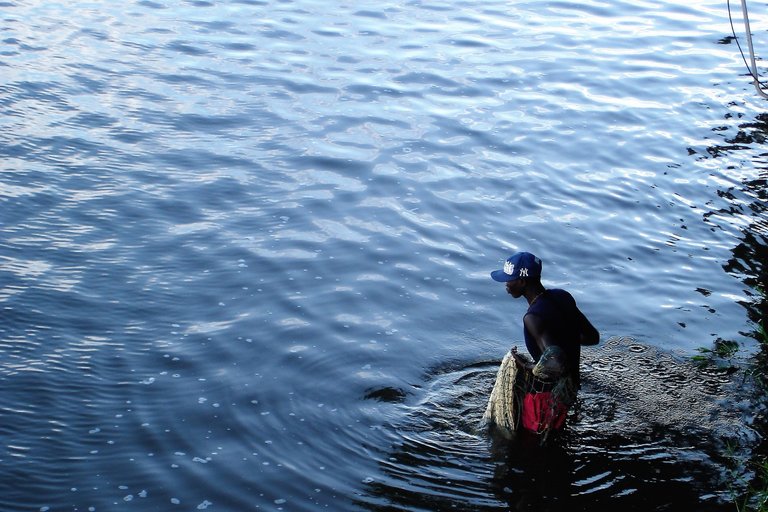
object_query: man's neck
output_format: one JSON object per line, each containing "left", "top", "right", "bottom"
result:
{"left": 524, "top": 284, "right": 546, "bottom": 305}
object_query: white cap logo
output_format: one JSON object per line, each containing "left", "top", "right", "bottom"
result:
{"left": 504, "top": 260, "right": 514, "bottom": 275}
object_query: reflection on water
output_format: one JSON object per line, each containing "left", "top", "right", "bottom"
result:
{"left": 700, "top": 107, "right": 768, "bottom": 495}
{"left": 360, "top": 337, "right": 754, "bottom": 511}
{"left": 714, "top": 113, "right": 768, "bottom": 335}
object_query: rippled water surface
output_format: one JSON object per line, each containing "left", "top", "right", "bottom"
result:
{"left": 2, "top": 0, "right": 768, "bottom": 510}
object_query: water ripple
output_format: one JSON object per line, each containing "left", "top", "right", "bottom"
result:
{"left": 0, "top": 0, "right": 764, "bottom": 510}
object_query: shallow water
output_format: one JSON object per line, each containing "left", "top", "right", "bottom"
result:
{"left": 1, "top": 0, "right": 768, "bottom": 510}
{"left": 366, "top": 336, "right": 753, "bottom": 511}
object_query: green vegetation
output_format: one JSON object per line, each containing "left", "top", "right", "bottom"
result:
{"left": 731, "top": 319, "right": 767, "bottom": 512}
{"left": 693, "top": 338, "right": 740, "bottom": 366}
{"left": 732, "top": 457, "right": 768, "bottom": 512}
{"left": 695, "top": 319, "right": 767, "bottom": 511}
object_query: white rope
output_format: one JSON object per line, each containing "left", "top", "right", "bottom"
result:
{"left": 733, "top": 0, "right": 768, "bottom": 98}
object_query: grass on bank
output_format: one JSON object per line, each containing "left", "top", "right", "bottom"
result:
{"left": 695, "top": 321, "right": 767, "bottom": 511}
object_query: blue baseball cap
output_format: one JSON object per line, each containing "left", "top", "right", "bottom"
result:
{"left": 491, "top": 252, "right": 542, "bottom": 282}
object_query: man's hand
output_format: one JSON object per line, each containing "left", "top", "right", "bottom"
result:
{"left": 511, "top": 347, "right": 533, "bottom": 370}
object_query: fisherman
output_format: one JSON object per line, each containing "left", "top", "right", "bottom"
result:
{"left": 484, "top": 251, "right": 599, "bottom": 436}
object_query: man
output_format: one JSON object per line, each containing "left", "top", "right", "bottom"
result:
{"left": 486, "top": 251, "right": 599, "bottom": 435}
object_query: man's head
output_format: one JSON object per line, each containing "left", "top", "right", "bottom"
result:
{"left": 491, "top": 252, "right": 542, "bottom": 282}
{"left": 491, "top": 252, "right": 542, "bottom": 298}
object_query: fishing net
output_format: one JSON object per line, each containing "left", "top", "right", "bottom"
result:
{"left": 482, "top": 349, "right": 576, "bottom": 440}
{"left": 482, "top": 351, "right": 523, "bottom": 436}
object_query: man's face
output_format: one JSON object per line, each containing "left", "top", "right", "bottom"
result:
{"left": 505, "top": 278, "right": 525, "bottom": 298}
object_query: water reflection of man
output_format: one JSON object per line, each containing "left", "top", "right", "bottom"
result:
{"left": 489, "top": 430, "right": 574, "bottom": 510}
{"left": 490, "top": 251, "right": 599, "bottom": 433}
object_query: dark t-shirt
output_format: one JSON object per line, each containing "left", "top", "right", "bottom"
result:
{"left": 523, "top": 288, "right": 583, "bottom": 380}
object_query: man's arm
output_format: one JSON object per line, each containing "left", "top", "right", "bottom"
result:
{"left": 523, "top": 313, "right": 556, "bottom": 355}
{"left": 575, "top": 308, "right": 599, "bottom": 346}
{"left": 524, "top": 313, "right": 568, "bottom": 379}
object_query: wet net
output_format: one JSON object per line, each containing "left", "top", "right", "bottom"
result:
{"left": 482, "top": 349, "right": 576, "bottom": 440}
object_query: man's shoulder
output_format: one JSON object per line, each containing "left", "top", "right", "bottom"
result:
{"left": 546, "top": 288, "right": 575, "bottom": 305}
{"left": 527, "top": 289, "right": 572, "bottom": 316}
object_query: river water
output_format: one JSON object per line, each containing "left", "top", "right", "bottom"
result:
{"left": 2, "top": 0, "right": 768, "bottom": 510}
